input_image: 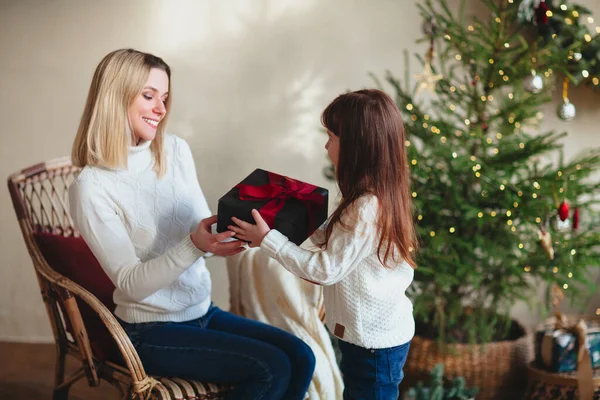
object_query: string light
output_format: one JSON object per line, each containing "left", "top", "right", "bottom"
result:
{"left": 563, "top": 284, "right": 568, "bottom": 289}
{"left": 587, "top": 17, "right": 594, "bottom": 23}
{"left": 450, "top": 86, "right": 456, "bottom": 92}
{"left": 470, "top": 156, "right": 476, "bottom": 161}
{"left": 465, "top": 119, "right": 471, "bottom": 125}
{"left": 423, "top": 123, "right": 428, "bottom": 128}
{"left": 452, "top": 152, "right": 458, "bottom": 158}
{"left": 533, "top": 182, "right": 540, "bottom": 189}
{"left": 491, "top": 211, "right": 497, "bottom": 217}
{"left": 593, "top": 77, "right": 599, "bottom": 85}
{"left": 411, "top": 115, "right": 417, "bottom": 121}
{"left": 411, "top": 159, "right": 418, "bottom": 165}
{"left": 500, "top": 184, "right": 506, "bottom": 190}
{"left": 524, "top": 266, "right": 531, "bottom": 272}
{"left": 412, "top": 192, "right": 417, "bottom": 197}
{"left": 511, "top": 226, "right": 516, "bottom": 232}
{"left": 553, "top": 267, "right": 559, "bottom": 273}
{"left": 430, "top": 231, "right": 436, "bottom": 237}
{"left": 504, "top": 42, "right": 510, "bottom": 48}
{"left": 506, "top": 210, "right": 512, "bottom": 216}
{"left": 518, "top": 191, "right": 523, "bottom": 197}
{"left": 424, "top": 114, "right": 430, "bottom": 120}
{"left": 560, "top": 4, "right": 567, "bottom": 10}
{"left": 508, "top": 93, "right": 514, "bottom": 99}
{"left": 418, "top": 214, "right": 423, "bottom": 220}
{"left": 459, "top": 84, "right": 466, "bottom": 91}
{"left": 449, "top": 227, "right": 455, "bottom": 233}
{"left": 455, "top": 54, "right": 462, "bottom": 61}
{"left": 468, "top": 25, "right": 475, "bottom": 31}
{"left": 493, "top": 148, "right": 499, "bottom": 155}
{"left": 478, "top": 212, "right": 483, "bottom": 218}
{"left": 570, "top": 249, "right": 576, "bottom": 255}
{"left": 405, "top": 140, "right": 411, "bottom": 147}
{"left": 532, "top": 193, "right": 538, "bottom": 198}
{"left": 568, "top": 272, "right": 573, "bottom": 278}
{"left": 518, "top": 243, "right": 524, "bottom": 249}
{"left": 596, "top": 308, "right": 600, "bottom": 316}
{"left": 514, "top": 202, "right": 519, "bottom": 207}
{"left": 440, "top": 137, "right": 447, "bottom": 143}
{"left": 584, "top": 34, "right": 592, "bottom": 42}
{"left": 546, "top": 10, "right": 553, "bottom": 17}
{"left": 557, "top": 171, "right": 562, "bottom": 177}
{"left": 519, "top": 143, "right": 525, "bottom": 149}
{"left": 488, "top": 95, "right": 494, "bottom": 101}
{"left": 450, "top": 104, "right": 456, "bottom": 111}
{"left": 572, "top": 10, "right": 579, "bottom": 17}
{"left": 535, "top": 217, "right": 541, "bottom": 223}
{"left": 406, "top": 104, "right": 414, "bottom": 110}
{"left": 507, "top": 220, "right": 513, "bottom": 225}
{"left": 486, "top": 138, "right": 493, "bottom": 144}
{"left": 444, "top": 34, "right": 451, "bottom": 40}
{"left": 489, "top": 59, "right": 495, "bottom": 64}
{"left": 503, "top": 76, "right": 509, "bottom": 81}
{"left": 495, "top": 17, "right": 501, "bottom": 23}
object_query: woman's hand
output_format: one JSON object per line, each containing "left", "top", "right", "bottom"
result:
{"left": 229, "top": 209, "right": 270, "bottom": 248}
{"left": 191, "top": 215, "right": 246, "bottom": 256}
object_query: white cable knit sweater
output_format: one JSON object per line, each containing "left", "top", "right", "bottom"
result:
{"left": 69, "top": 134, "right": 211, "bottom": 323}
{"left": 261, "top": 195, "right": 415, "bottom": 349}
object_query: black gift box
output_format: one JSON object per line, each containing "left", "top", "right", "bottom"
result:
{"left": 217, "top": 169, "right": 328, "bottom": 246}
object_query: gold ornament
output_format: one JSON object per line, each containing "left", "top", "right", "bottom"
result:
{"left": 538, "top": 229, "right": 554, "bottom": 260}
{"left": 415, "top": 38, "right": 442, "bottom": 94}
{"left": 415, "top": 61, "right": 443, "bottom": 94}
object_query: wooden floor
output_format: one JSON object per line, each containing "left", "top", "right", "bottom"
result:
{"left": 0, "top": 341, "right": 120, "bottom": 399}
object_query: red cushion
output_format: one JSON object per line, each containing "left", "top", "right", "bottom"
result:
{"left": 33, "top": 232, "right": 121, "bottom": 363}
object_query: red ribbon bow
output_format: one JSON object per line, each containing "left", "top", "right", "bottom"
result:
{"left": 235, "top": 172, "right": 325, "bottom": 234}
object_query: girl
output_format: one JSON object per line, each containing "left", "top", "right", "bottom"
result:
{"left": 231, "top": 89, "right": 418, "bottom": 400}
{"left": 69, "top": 48, "right": 315, "bottom": 400}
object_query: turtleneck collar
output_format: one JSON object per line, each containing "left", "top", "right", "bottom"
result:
{"left": 129, "top": 140, "right": 152, "bottom": 153}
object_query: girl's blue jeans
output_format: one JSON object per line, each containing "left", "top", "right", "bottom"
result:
{"left": 338, "top": 339, "right": 411, "bottom": 400}
{"left": 117, "top": 305, "right": 315, "bottom": 400}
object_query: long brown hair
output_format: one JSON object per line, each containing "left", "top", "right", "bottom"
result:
{"left": 321, "top": 89, "right": 417, "bottom": 268}
{"left": 72, "top": 49, "right": 172, "bottom": 178}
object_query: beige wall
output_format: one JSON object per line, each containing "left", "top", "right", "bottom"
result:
{"left": 1, "top": 0, "right": 598, "bottom": 342}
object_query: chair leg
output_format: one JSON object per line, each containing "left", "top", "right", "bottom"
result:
{"left": 52, "top": 386, "right": 71, "bottom": 400}
{"left": 52, "top": 342, "right": 72, "bottom": 400}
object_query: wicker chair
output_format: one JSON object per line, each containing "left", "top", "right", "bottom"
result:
{"left": 7, "top": 157, "right": 231, "bottom": 400}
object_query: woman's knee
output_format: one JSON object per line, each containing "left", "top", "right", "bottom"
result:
{"left": 256, "top": 345, "right": 293, "bottom": 394}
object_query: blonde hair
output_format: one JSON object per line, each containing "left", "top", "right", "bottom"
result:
{"left": 71, "top": 48, "right": 172, "bottom": 177}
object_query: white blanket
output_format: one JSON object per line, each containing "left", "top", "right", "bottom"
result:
{"left": 226, "top": 247, "right": 344, "bottom": 400}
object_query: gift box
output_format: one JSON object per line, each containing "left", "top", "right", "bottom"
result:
{"left": 534, "top": 315, "right": 600, "bottom": 373}
{"left": 217, "top": 169, "right": 328, "bottom": 246}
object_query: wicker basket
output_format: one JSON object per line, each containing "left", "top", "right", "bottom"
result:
{"left": 400, "top": 322, "right": 534, "bottom": 400}
{"left": 524, "top": 363, "right": 600, "bottom": 400}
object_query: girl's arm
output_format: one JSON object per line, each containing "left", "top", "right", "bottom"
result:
{"left": 233, "top": 196, "right": 377, "bottom": 286}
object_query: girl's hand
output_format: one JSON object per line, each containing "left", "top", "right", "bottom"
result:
{"left": 230, "top": 209, "right": 270, "bottom": 248}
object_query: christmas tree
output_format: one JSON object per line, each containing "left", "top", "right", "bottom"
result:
{"left": 371, "top": 0, "right": 600, "bottom": 344}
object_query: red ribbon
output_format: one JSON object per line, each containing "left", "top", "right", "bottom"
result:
{"left": 235, "top": 172, "right": 325, "bottom": 234}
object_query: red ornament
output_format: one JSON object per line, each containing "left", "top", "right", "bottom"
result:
{"left": 558, "top": 201, "right": 569, "bottom": 221}
{"left": 535, "top": 2, "right": 550, "bottom": 25}
{"left": 573, "top": 207, "right": 580, "bottom": 230}
{"left": 482, "top": 123, "right": 489, "bottom": 131}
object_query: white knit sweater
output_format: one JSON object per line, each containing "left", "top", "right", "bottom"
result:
{"left": 69, "top": 134, "right": 211, "bottom": 323}
{"left": 261, "top": 195, "right": 415, "bottom": 349}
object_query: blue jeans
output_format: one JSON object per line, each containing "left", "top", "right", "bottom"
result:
{"left": 118, "top": 305, "right": 315, "bottom": 400}
{"left": 339, "top": 339, "right": 411, "bottom": 400}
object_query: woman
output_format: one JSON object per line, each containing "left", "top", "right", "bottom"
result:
{"left": 69, "top": 48, "right": 315, "bottom": 400}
